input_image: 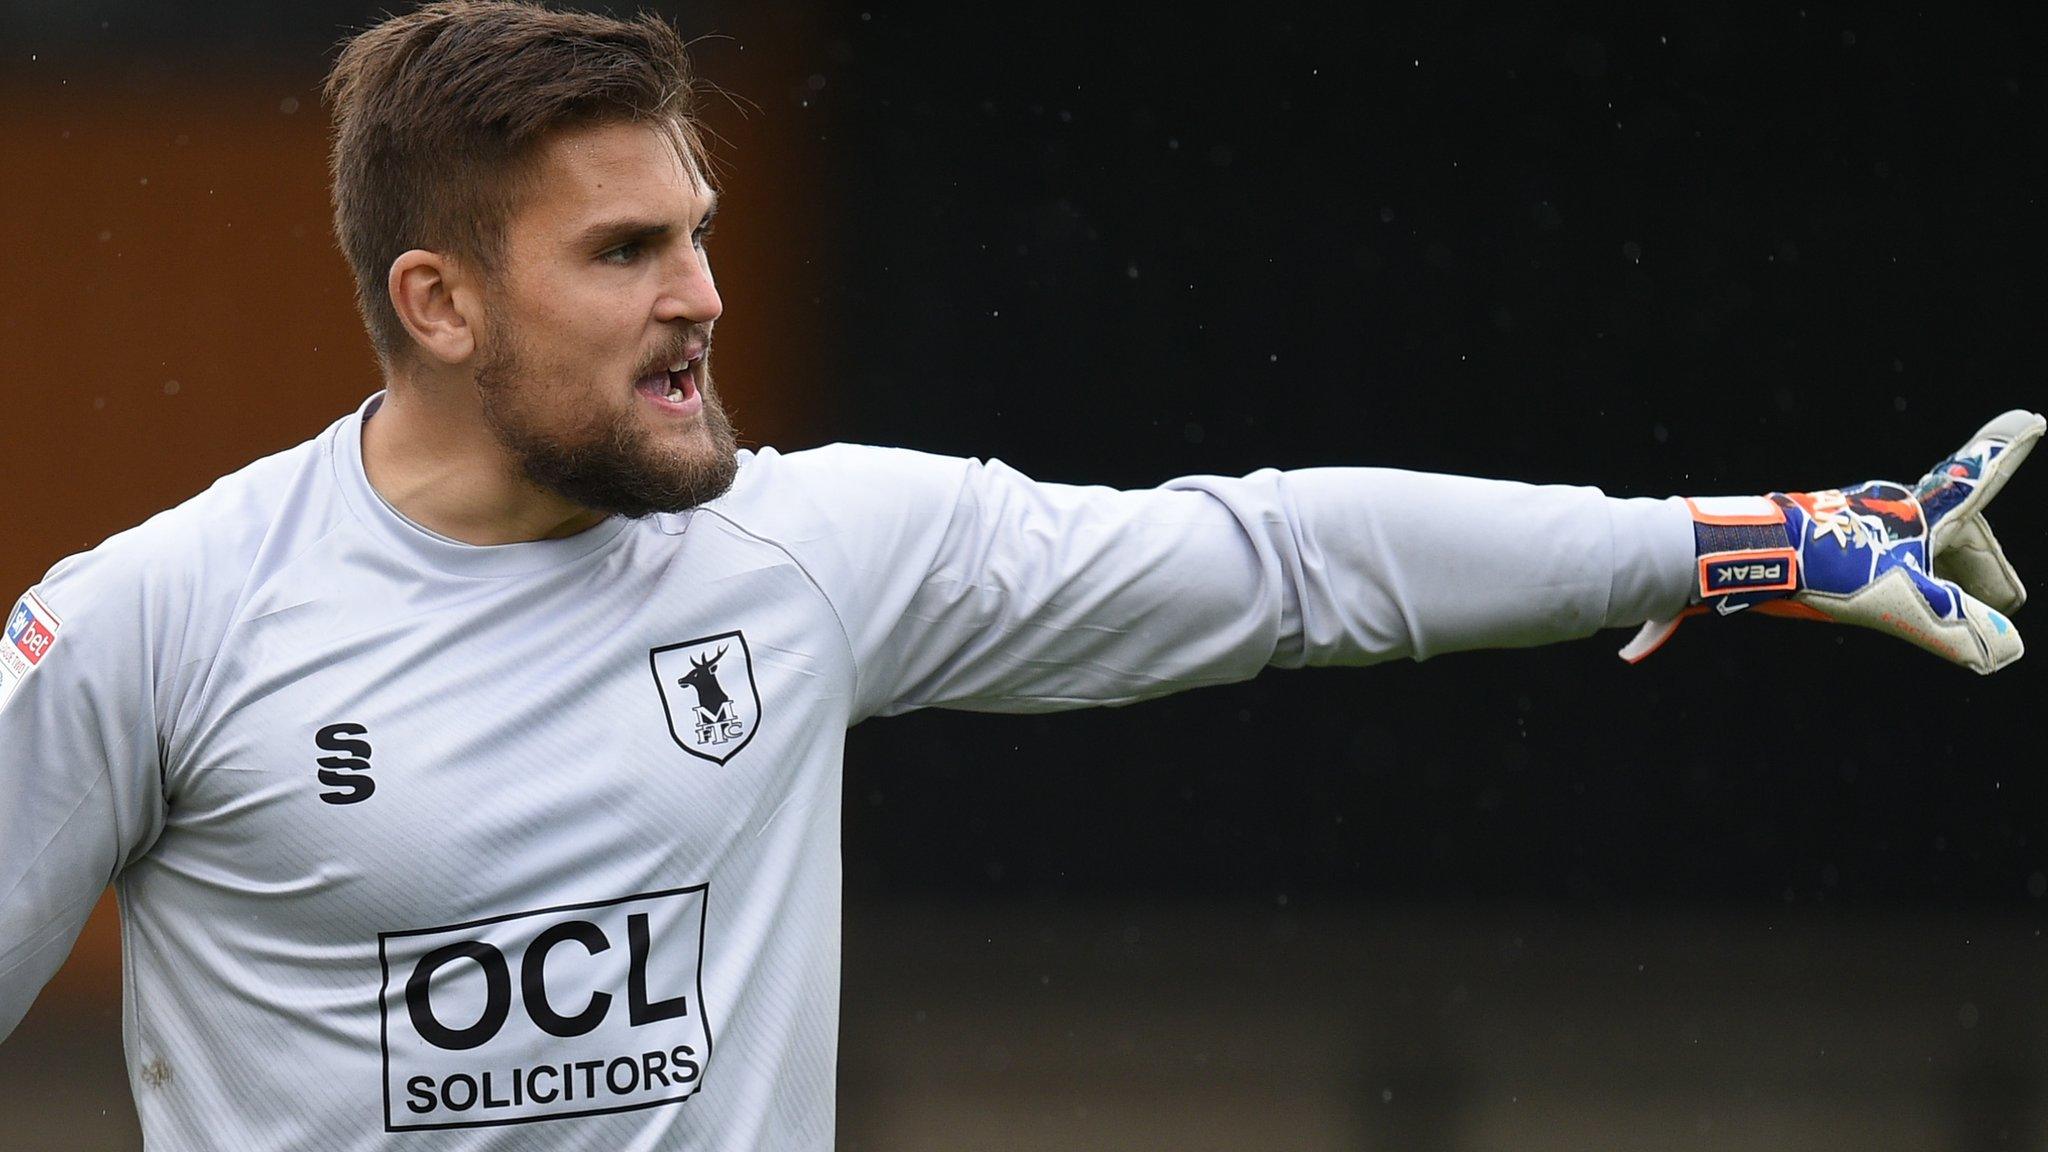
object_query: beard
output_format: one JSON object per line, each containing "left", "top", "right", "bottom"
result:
{"left": 472, "top": 325, "right": 741, "bottom": 520}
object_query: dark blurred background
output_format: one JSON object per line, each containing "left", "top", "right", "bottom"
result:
{"left": 3, "top": 2, "right": 2045, "bottom": 1148}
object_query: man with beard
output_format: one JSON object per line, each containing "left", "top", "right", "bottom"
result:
{"left": 0, "top": 2, "right": 2036, "bottom": 1150}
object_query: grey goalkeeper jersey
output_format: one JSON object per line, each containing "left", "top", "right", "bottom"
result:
{"left": 1, "top": 393, "right": 1691, "bottom": 1149}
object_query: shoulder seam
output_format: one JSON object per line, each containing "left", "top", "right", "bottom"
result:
{"left": 690, "top": 506, "right": 864, "bottom": 711}
{"left": 167, "top": 518, "right": 357, "bottom": 775}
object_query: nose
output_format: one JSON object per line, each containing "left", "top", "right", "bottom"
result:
{"left": 656, "top": 244, "right": 722, "bottom": 326}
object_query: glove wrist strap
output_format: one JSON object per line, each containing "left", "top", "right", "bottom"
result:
{"left": 1683, "top": 496, "right": 1799, "bottom": 610}
{"left": 1616, "top": 495, "right": 1796, "bottom": 665}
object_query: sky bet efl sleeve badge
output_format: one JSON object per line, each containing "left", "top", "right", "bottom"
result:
{"left": 649, "top": 630, "right": 761, "bottom": 765}
{"left": 0, "top": 592, "right": 61, "bottom": 711}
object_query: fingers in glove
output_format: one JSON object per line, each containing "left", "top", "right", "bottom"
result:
{"left": 1805, "top": 565, "right": 2025, "bottom": 675}
{"left": 1936, "top": 512, "right": 2026, "bottom": 614}
{"left": 1917, "top": 409, "right": 2044, "bottom": 538}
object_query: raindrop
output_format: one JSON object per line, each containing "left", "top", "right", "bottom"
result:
{"left": 163, "top": 380, "right": 180, "bottom": 396}
{"left": 278, "top": 96, "right": 299, "bottom": 115}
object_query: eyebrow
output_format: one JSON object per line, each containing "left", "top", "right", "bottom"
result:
{"left": 574, "top": 198, "right": 719, "bottom": 251}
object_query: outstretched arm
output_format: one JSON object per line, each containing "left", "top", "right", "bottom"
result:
{"left": 768, "top": 410, "right": 2038, "bottom": 722}
{"left": 760, "top": 444, "right": 1695, "bottom": 720}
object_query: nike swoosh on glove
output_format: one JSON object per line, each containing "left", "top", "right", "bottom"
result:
{"left": 1620, "top": 409, "right": 2044, "bottom": 674}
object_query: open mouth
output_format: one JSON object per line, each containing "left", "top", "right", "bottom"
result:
{"left": 635, "top": 349, "right": 704, "bottom": 412}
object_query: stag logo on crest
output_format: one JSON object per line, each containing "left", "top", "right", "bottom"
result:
{"left": 678, "top": 645, "right": 743, "bottom": 745}
{"left": 649, "top": 630, "right": 761, "bottom": 765}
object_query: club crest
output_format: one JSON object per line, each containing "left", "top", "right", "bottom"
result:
{"left": 649, "top": 630, "right": 761, "bottom": 765}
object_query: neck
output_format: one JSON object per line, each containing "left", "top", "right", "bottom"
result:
{"left": 360, "top": 376, "right": 608, "bottom": 545}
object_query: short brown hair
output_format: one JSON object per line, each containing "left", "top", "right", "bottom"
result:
{"left": 322, "top": 0, "right": 711, "bottom": 365}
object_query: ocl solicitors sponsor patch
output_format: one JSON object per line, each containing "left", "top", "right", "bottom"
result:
{"left": 377, "top": 885, "right": 713, "bottom": 1131}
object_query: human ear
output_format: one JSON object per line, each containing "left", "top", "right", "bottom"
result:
{"left": 387, "top": 250, "right": 478, "bottom": 365}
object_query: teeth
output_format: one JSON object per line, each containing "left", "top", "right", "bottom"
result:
{"left": 667, "top": 360, "right": 686, "bottom": 374}
{"left": 666, "top": 387, "right": 684, "bottom": 402}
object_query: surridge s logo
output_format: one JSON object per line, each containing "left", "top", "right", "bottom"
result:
{"left": 316, "top": 722, "right": 376, "bottom": 805}
{"left": 650, "top": 631, "right": 761, "bottom": 765}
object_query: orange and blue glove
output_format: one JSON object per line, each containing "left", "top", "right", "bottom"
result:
{"left": 1621, "top": 409, "right": 2043, "bottom": 674}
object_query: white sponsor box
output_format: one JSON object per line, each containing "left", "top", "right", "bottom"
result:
{"left": 378, "top": 885, "right": 712, "bottom": 1131}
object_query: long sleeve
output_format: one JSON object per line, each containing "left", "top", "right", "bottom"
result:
{"left": 0, "top": 549, "right": 169, "bottom": 1041}
{"left": 721, "top": 445, "right": 1695, "bottom": 721}
{"left": 1218, "top": 466, "right": 1695, "bottom": 668}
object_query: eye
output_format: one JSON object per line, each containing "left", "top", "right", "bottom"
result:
{"left": 599, "top": 240, "right": 644, "bottom": 266}
{"left": 691, "top": 219, "right": 715, "bottom": 249}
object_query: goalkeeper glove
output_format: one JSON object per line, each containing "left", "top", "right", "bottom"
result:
{"left": 1620, "top": 409, "right": 2043, "bottom": 674}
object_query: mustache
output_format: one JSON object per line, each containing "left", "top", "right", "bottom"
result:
{"left": 636, "top": 330, "right": 714, "bottom": 378}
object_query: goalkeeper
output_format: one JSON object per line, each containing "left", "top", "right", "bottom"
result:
{"left": 0, "top": 1, "right": 2038, "bottom": 1149}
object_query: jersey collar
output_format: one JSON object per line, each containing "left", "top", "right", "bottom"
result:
{"left": 328, "top": 392, "right": 634, "bottom": 578}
